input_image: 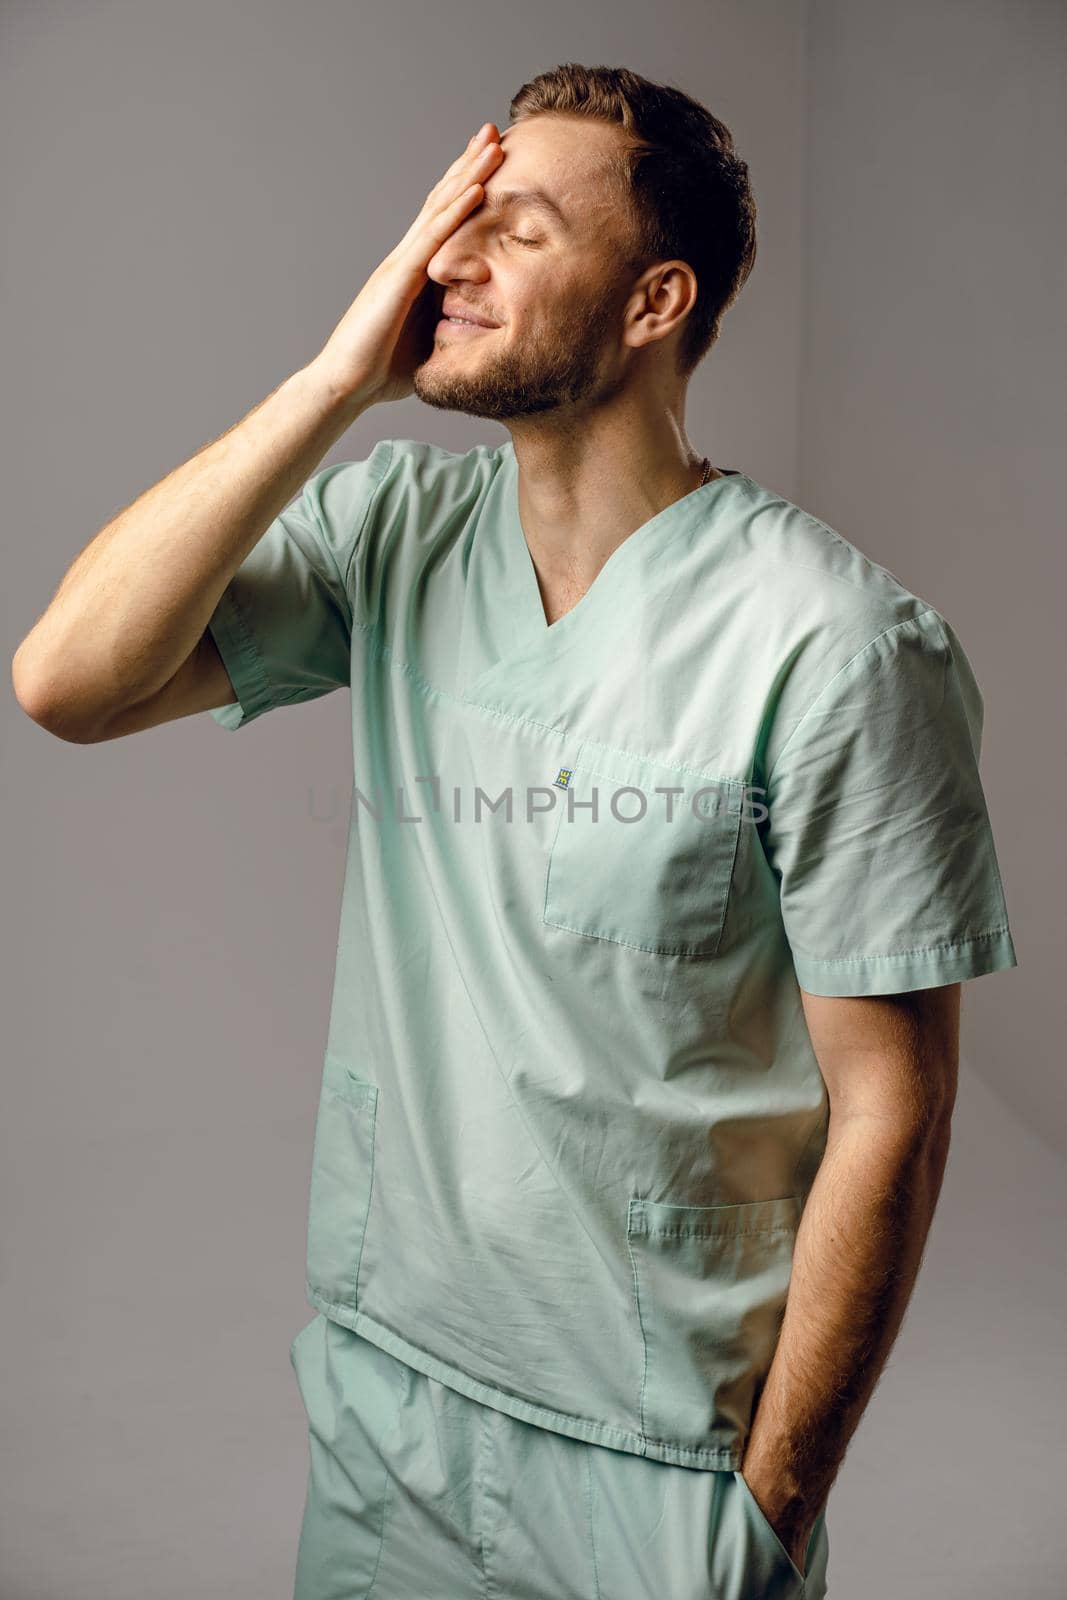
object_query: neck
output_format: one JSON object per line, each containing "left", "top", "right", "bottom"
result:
{"left": 507, "top": 420, "right": 720, "bottom": 595}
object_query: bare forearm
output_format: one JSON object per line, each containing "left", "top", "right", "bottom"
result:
{"left": 741, "top": 1110, "right": 952, "bottom": 1549}
{"left": 12, "top": 357, "right": 367, "bottom": 739}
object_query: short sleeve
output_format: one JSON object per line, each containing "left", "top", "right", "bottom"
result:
{"left": 206, "top": 440, "right": 394, "bottom": 730}
{"left": 761, "top": 607, "right": 1018, "bottom": 995}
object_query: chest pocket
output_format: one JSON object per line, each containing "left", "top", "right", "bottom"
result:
{"left": 542, "top": 745, "right": 745, "bottom": 957}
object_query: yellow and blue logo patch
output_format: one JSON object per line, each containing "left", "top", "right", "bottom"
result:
{"left": 553, "top": 767, "right": 573, "bottom": 790}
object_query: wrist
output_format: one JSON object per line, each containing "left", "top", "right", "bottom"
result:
{"left": 738, "top": 1451, "right": 803, "bottom": 1516}
{"left": 300, "top": 353, "right": 374, "bottom": 421}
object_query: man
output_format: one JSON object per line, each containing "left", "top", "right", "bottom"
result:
{"left": 13, "top": 62, "right": 1017, "bottom": 1600}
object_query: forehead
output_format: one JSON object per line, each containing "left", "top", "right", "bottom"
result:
{"left": 491, "top": 116, "right": 627, "bottom": 230}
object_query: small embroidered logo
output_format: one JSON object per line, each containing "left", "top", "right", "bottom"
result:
{"left": 553, "top": 767, "right": 573, "bottom": 790}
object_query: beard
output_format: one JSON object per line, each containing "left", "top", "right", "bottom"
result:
{"left": 412, "top": 289, "right": 628, "bottom": 422}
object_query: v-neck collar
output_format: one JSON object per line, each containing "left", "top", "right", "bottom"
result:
{"left": 502, "top": 441, "right": 744, "bottom": 639}
{"left": 456, "top": 442, "right": 749, "bottom": 707}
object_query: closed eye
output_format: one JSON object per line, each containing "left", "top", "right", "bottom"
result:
{"left": 508, "top": 234, "right": 541, "bottom": 247}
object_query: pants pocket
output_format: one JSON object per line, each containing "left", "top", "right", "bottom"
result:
{"left": 626, "top": 1194, "right": 800, "bottom": 1459}
{"left": 290, "top": 1320, "right": 404, "bottom": 1600}
{"left": 304, "top": 1052, "right": 379, "bottom": 1309}
{"left": 588, "top": 1454, "right": 827, "bottom": 1600}
{"left": 289, "top": 1312, "right": 324, "bottom": 1366}
{"left": 730, "top": 1469, "right": 808, "bottom": 1592}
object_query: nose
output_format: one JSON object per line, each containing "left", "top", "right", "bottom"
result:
{"left": 425, "top": 220, "right": 492, "bottom": 290}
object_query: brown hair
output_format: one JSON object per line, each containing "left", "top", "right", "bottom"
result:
{"left": 508, "top": 63, "right": 758, "bottom": 378}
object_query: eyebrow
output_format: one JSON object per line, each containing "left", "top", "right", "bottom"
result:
{"left": 480, "top": 187, "right": 571, "bottom": 232}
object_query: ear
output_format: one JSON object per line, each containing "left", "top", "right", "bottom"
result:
{"left": 622, "top": 261, "right": 698, "bottom": 353}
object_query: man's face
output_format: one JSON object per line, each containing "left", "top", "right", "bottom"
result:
{"left": 413, "top": 115, "right": 639, "bottom": 422}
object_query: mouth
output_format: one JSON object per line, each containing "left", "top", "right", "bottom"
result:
{"left": 436, "top": 316, "right": 497, "bottom": 336}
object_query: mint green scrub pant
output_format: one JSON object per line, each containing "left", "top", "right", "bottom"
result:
{"left": 288, "top": 1313, "right": 830, "bottom": 1600}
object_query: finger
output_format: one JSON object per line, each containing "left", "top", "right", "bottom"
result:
{"left": 390, "top": 174, "right": 486, "bottom": 269}
{"left": 402, "top": 143, "right": 499, "bottom": 251}
{"left": 429, "top": 133, "right": 500, "bottom": 202}
{"left": 416, "top": 180, "right": 486, "bottom": 256}
{"left": 435, "top": 134, "right": 481, "bottom": 189}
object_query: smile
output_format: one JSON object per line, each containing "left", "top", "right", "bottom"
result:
{"left": 437, "top": 317, "right": 495, "bottom": 334}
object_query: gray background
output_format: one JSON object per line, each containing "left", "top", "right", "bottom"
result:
{"left": 2, "top": 1, "right": 1062, "bottom": 1596}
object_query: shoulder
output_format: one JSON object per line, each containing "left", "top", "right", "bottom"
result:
{"left": 345, "top": 436, "right": 510, "bottom": 625}
{"left": 727, "top": 471, "right": 934, "bottom": 646}
{"left": 350, "top": 436, "right": 509, "bottom": 549}
{"left": 363, "top": 435, "right": 508, "bottom": 505}
{"left": 724, "top": 474, "right": 979, "bottom": 773}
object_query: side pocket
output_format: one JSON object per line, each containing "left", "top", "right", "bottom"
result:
{"left": 732, "top": 1469, "right": 808, "bottom": 1589}
{"left": 289, "top": 1311, "right": 324, "bottom": 1367}
{"left": 626, "top": 1195, "right": 800, "bottom": 1458}
{"left": 304, "top": 1052, "right": 379, "bottom": 1309}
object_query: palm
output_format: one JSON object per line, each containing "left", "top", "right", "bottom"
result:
{"left": 380, "top": 278, "right": 441, "bottom": 403}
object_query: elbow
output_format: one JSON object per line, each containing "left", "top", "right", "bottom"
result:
{"left": 11, "top": 640, "right": 52, "bottom": 726}
{"left": 11, "top": 643, "right": 102, "bottom": 743}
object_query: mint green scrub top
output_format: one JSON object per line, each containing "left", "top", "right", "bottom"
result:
{"left": 205, "top": 438, "right": 1018, "bottom": 1471}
